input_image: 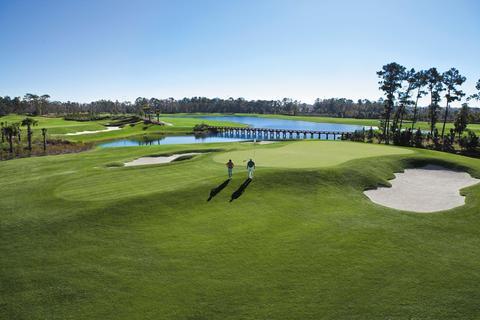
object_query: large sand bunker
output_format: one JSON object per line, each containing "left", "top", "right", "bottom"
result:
{"left": 124, "top": 153, "right": 200, "bottom": 167}
{"left": 65, "top": 126, "right": 120, "bottom": 135}
{"left": 364, "top": 165, "right": 480, "bottom": 212}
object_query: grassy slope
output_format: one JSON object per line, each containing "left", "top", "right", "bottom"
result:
{"left": 64, "top": 117, "right": 247, "bottom": 143}
{"left": 4, "top": 113, "right": 478, "bottom": 144}
{"left": 0, "top": 115, "right": 247, "bottom": 143}
{"left": 214, "top": 141, "right": 413, "bottom": 168}
{"left": 0, "top": 114, "right": 108, "bottom": 134}
{"left": 1, "top": 140, "right": 480, "bottom": 319}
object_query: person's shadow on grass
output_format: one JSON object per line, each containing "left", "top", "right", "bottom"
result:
{"left": 230, "top": 178, "right": 252, "bottom": 202}
{"left": 207, "top": 179, "right": 231, "bottom": 201}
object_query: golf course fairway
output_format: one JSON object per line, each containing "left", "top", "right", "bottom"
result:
{"left": 2, "top": 140, "right": 480, "bottom": 319}
{"left": 214, "top": 141, "right": 413, "bottom": 168}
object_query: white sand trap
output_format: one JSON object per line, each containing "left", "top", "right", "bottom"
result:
{"left": 241, "top": 141, "right": 278, "bottom": 145}
{"left": 124, "top": 153, "right": 200, "bottom": 167}
{"left": 65, "top": 126, "right": 121, "bottom": 135}
{"left": 364, "top": 165, "right": 480, "bottom": 212}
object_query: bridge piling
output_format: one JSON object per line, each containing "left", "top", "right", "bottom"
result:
{"left": 207, "top": 126, "right": 346, "bottom": 141}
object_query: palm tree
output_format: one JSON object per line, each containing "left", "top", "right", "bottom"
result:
{"left": 0, "top": 121, "right": 5, "bottom": 143}
{"left": 441, "top": 68, "right": 466, "bottom": 140}
{"left": 411, "top": 70, "right": 428, "bottom": 130}
{"left": 426, "top": 68, "right": 444, "bottom": 136}
{"left": 4, "top": 123, "right": 20, "bottom": 153}
{"left": 41, "top": 128, "right": 48, "bottom": 151}
{"left": 377, "top": 62, "right": 406, "bottom": 144}
{"left": 142, "top": 105, "right": 151, "bottom": 121}
{"left": 21, "top": 117, "right": 39, "bottom": 151}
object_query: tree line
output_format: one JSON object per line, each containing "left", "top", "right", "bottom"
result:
{"left": 0, "top": 95, "right": 373, "bottom": 117}
{"left": 377, "top": 62, "right": 480, "bottom": 149}
{"left": 2, "top": 93, "right": 479, "bottom": 121}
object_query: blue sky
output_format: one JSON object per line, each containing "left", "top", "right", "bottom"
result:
{"left": 0, "top": 0, "right": 479, "bottom": 104}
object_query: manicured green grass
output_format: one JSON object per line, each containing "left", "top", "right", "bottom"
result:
{"left": 214, "top": 141, "right": 412, "bottom": 168}
{"left": 1, "top": 140, "right": 480, "bottom": 319}
{"left": 0, "top": 114, "right": 108, "bottom": 134}
{"left": 0, "top": 114, "right": 247, "bottom": 143}
{"left": 64, "top": 116, "right": 247, "bottom": 143}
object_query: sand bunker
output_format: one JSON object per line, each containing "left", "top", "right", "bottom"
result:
{"left": 124, "top": 153, "right": 200, "bottom": 167}
{"left": 65, "top": 126, "right": 121, "bottom": 135}
{"left": 364, "top": 165, "right": 479, "bottom": 212}
{"left": 240, "top": 141, "right": 277, "bottom": 145}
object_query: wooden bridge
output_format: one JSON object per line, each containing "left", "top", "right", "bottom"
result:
{"left": 208, "top": 126, "right": 355, "bottom": 140}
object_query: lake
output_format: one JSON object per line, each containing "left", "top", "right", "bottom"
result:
{"left": 184, "top": 115, "right": 363, "bottom": 131}
{"left": 98, "top": 115, "right": 364, "bottom": 147}
{"left": 98, "top": 134, "right": 244, "bottom": 147}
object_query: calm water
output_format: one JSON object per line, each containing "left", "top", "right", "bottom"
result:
{"left": 98, "top": 115, "right": 363, "bottom": 147}
{"left": 185, "top": 115, "right": 362, "bottom": 132}
{"left": 99, "top": 134, "right": 244, "bottom": 148}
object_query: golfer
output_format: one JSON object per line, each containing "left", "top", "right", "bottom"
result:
{"left": 246, "top": 159, "right": 255, "bottom": 179}
{"left": 226, "top": 159, "right": 234, "bottom": 179}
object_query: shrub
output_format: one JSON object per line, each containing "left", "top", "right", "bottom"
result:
{"left": 64, "top": 114, "right": 110, "bottom": 121}
{"left": 366, "top": 127, "right": 374, "bottom": 143}
{"left": 108, "top": 115, "right": 142, "bottom": 126}
{"left": 413, "top": 128, "right": 423, "bottom": 148}
{"left": 459, "top": 130, "right": 479, "bottom": 151}
{"left": 347, "top": 130, "right": 365, "bottom": 142}
{"left": 392, "top": 128, "right": 413, "bottom": 147}
{"left": 193, "top": 123, "right": 211, "bottom": 132}
{"left": 432, "top": 128, "right": 440, "bottom": 149}
{"left": 441, "top": 129, "right": 456, "bottom": 152}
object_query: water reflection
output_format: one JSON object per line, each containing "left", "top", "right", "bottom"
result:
{"left": 98, "top": 115, "right": 364, "bottom": 148}
{"left": 98, "top": 133, "right": 244, "bottom": 148}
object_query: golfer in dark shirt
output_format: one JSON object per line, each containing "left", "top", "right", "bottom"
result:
{"left": 247, "top": 159, "right": 255, "bottom": 179}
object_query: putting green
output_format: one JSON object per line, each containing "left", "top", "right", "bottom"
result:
{"left": 213, "top": 141, "right": 413, "bottom": 168}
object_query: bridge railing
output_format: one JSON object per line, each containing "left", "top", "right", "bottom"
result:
{"left": 207, "top": 125, "right": 354, "bottom": 140}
